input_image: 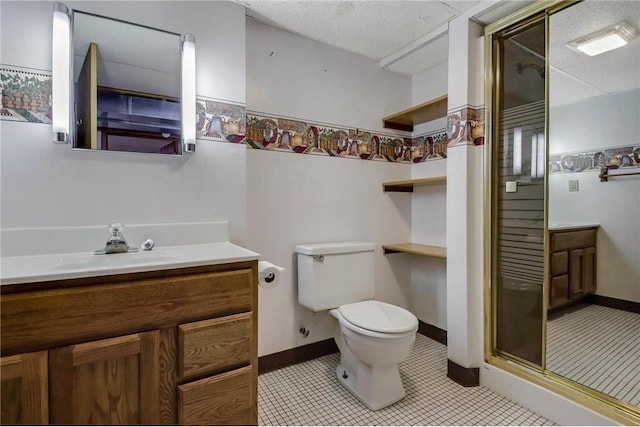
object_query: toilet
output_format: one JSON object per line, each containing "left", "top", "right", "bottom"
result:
{"left": 295, "top": 242, "right": 418, "bottom": 410}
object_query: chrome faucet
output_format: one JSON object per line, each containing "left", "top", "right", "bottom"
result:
{"left": 94, "top": 223, "right": 138, "bottom": 255}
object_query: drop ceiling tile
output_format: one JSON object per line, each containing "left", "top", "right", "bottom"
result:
{"left": 560, "top": 44, "right": 640, "bottom": 96}
{"left": 549, "top": 70, "right": 606, "bottom": 107}
{"left": 243, "top": 1, "right": 480, "bottom": 60}
{"left": 549, "top": 0, "right": 640, "bottom": 71}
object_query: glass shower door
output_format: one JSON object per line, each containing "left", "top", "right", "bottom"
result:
{"left": 492, "top": 17, "right": 546, "bottom": 366}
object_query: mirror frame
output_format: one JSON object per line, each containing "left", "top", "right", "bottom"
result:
{"left": 51, "top": 2, "right": 196, "bottom": 154}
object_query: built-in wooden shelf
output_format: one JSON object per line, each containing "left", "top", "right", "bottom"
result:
{"left": 382, "top": 176, "right": 446, "bottom": 192}
{"left": 382, "top": 95, "right": 448, "bottom": 132}
{"left": 382, "top": 243, "right": 447, "bottom": 258}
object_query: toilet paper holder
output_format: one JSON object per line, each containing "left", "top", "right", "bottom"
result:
{"left": 258, "top": 260, "right": 284, "bottom": 289}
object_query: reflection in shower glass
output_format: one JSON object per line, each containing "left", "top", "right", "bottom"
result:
{"left": 494, "top": 18, "right": 546, "bottom": 365}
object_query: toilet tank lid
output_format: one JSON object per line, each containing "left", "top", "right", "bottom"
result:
{"left": 295, "top": 242, "right": 375, "bottom": 255}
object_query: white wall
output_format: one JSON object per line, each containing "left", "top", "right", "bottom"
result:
{"left": 245, "top": 19, "right": 415, "bottom": 357}
{"left": 549, "top": 89, "right": 639, "bottom": 155}
{"left": 549, "top": 90, "right": 640, "bottom": 302}
{"left": 246, "top": 19, "right": 410, "bottom": 130}
{"left": 408, "top": 161, "right": 447, "bottom": 329}
{"left": 409, "top": 63, "right": 449, "bottom": 329}
{"left": 0, "top": 1, "right": 248, "bottom": 244}
{"left": 412, "top": 61, "right": 448, "bottom": 136}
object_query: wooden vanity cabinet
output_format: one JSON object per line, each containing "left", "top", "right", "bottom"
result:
{"left": 0, "top": 261, "right": 258, "bottom": 426}
{"left": 548, "top": 227, "right": 597, "bottom": 310}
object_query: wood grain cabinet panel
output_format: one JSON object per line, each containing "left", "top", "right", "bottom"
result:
{"left": 551, "top": 251, "right": 568, "bottom": 276}
{"left": 0, "top": 351, "right": 48, "bottom": 425}
{"left": 179, "top": 312, "right": 252, "bottom": 381}
{"left": 550, "top": 275, "right": 569, "bottom": 308}
{"left": 583, "top": 246, "right": 596, "bottom": 294}
{"left": 1, "top": 269, "right": 253, "bottom": 355}
{"left": 548, "top": 228, "right": 597, "bottom": 310}
{"left": 569, "top": 249, "right": 585, "bottom": 298}
{"left": 0, "top": 261, "right": 258, "bottom": 426}
{"left": 551, "top": 229, "right": 596, "bottom": 252}
{"left": 178, "top": 365, "right": 255, "bottom": 426}
{"left": 49, "top": 331, "right": 160, "bottom": 425}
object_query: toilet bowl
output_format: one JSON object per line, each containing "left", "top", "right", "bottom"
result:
{"left": 295, "top": 241, "right": 418, "bottom": 410}
{"left": 330, "top": 300, "right": 418, "bottom": 410}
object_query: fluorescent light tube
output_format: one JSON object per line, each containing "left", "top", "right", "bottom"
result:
{"left": 568, "top": 22, "right": 637, "bottom": 57}
{"left": 513, "top": 127, "right": 522, "bottom": 176}
{"left": 181, "top": 34, "right": 196, "bottom": 153}
{"left": 536, "top": 132, "right": 545, "bottom": 178}
{"left": 52, "top": 3, "right": 70, "bottom": 143}
{"left": 531, "top": 133, "right": 537, "bottom": 179}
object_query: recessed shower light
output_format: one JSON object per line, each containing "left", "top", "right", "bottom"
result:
{"left": 567, "top": 21, "right": 638, "bottom": 56}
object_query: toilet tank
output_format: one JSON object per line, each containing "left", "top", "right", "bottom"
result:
{"left": 295, "top": 242, "right": 375, "bottom": 312}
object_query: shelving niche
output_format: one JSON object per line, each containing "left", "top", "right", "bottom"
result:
{"left": 382, "top": 175, "right": 446, "bottom": 258}
{"left": 382, "top": 176, "right": 446, "bottom": 192}
{"left": 382, "top": 95, "right": 448, "bottom": 132}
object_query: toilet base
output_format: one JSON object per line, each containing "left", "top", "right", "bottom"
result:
{"left": 335, "top": 362, "right": 405, "bottom": 411}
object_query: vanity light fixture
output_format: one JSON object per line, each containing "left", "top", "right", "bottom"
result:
{"left": 567, "top": 21, "right": 638, "bottom": 56}
{"left": 52, "top": 2, "right": 71, "bottom": 143}
{"left": 181, "top": 34, "right": 196, "bottom": 153}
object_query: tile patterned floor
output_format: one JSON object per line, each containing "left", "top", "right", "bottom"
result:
{"left": 547, "top": 304, "right": 640, "bottom": 408}
{"left": 258, "top": 335, "right": 555, "bottom": 426}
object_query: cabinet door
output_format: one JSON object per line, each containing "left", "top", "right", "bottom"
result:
{"left": 1, "top": 351, "right": 48, "bottom": 425}
{"left": 49, "top": 331, "right": 160, "bottom": 425}
{"left": 550, "top": 274, "right": 569, "bottom": 308}
{"left": 583, "top": 246, "right": 597, "bottom": 294}
{"left": 569, "top": 249, "right": 585, "bottom": 298}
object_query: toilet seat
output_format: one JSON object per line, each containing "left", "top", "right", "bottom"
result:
{"left": 338, "top": 300, "right": 418, "bottom": 334}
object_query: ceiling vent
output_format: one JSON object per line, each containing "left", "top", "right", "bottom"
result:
{"left": 567, "top": 21, "right": 638, "bottom": 56}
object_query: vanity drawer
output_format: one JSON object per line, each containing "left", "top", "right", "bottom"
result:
{"left": 178, "top": 365, "right": 256, "bottom": 426}
{"left": 551, "top": 229, "right": 596, "bottom": 251}
{"left": 179, "top": 312, "right": 252, "bottom": 380}
{"left": 551, "top": 251, "right": 568, "bottom": 276}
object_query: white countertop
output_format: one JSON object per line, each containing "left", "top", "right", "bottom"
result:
{"left": 548, "top": 223, "right": 600, "bottom": 231}
{"left": 0, "top": 242, "right": 259, "bottom": 286}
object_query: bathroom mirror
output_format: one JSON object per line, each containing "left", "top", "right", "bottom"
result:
{"left": 547, "top": 0, "right": 639, "bottom": 410}
{"left": 72, "top": 10, "right": 185, "bottom": 154}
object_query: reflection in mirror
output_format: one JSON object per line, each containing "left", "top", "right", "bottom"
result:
{"left": 547, "top": 0, "right": 640, "bottom": 409}
{"left": 72, "top": 11, "right": 182, "bottom": 154}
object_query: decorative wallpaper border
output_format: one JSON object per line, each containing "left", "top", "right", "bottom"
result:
{"left": 0, "top": 64, "right": 451, "bottom": 164}
{"left": 447, "top": 106, "right": 485, "bottom": 146}
{"left": 0, "top": 65, "right": 52, "bottom": 124}
{"left": 549, "top": 145, "right": 640, "bottom": 174}
{"left": 196, "top": 97, "right": 246, "bottom": 143}
{"left": 244, "top": 111, "right": 448, "bottom": 163}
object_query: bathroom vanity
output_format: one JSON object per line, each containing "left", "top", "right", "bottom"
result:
{"left": 548, "top": 224, "right": 599, "bottom": 310}
{"left": 0, "top": 245, "right": 258, "bottom": 425}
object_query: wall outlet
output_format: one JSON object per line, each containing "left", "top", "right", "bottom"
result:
{"left": 569, "top": 179, "right": 579, "bottom": 192}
